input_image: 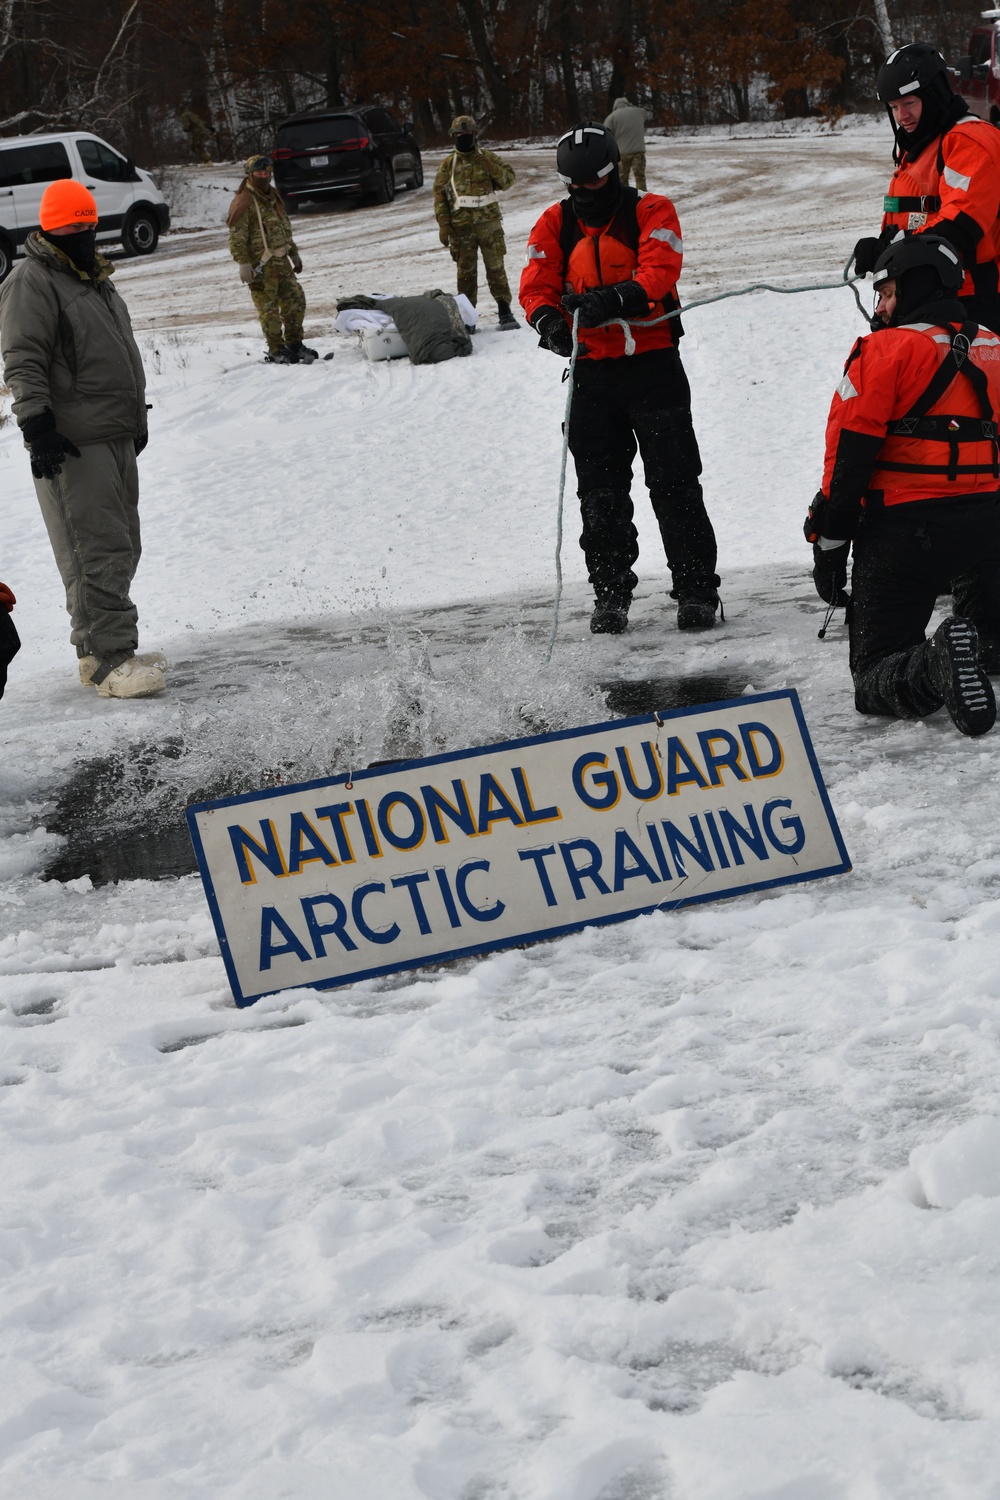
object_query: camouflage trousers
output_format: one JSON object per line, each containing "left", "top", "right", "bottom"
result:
{"left": 249, "top": 257, "right": 306, "bottom": 352}
{"left": 449, "top": 217, "right": 511, "bottom": 306}
{"left": 619, "top": 152, "right": 647, "bottom": 191}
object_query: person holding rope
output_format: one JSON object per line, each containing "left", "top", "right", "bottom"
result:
{"left": 806, "top": 235, "right": 1000, "bottom": 737}
{"left": 519, "top": 123, "right": 720, "bottom": 634}
{"left": 852, "top": 44, "right": 1000, "bottom": 333}
{"left": 228, "top": 155, "right": 316, "bottom": 364}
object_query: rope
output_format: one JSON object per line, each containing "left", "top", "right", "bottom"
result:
{"left": 544, "top": 307, "right": 581, "bottom": 664}
{"left": 543, "top": 257, "right": 870, "bottom": 656}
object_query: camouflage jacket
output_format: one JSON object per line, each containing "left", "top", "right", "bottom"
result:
{"left": 433, "top": 148, "right": 515, "bottom": 228}
{"left": 227, "top": 179, "right": 298, "bottom": 265}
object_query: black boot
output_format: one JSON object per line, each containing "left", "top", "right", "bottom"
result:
{"left": 590, "top": 593, "right": 631, "bottom": 635}
{"left": 926, "top": 617, "right": 996, "bottom": 736}
{"left": 497, "top": 300, "right": 520, "bottom": 331}
{"left": 288, "top": 340, "right": 318, "bottom": 362}
{"left": 672, "top": 575, "right": 721, "bottom": 630}
{"left": 264, "top": 345, "right": 298, "bottom": 364}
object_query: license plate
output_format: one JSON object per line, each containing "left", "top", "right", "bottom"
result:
{"left": 309, "top": 154, "right": 329, "bottom": 167}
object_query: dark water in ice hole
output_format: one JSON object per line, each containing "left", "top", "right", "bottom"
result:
{"left": 43, "top": 673, "right": 755, "bottom": 885}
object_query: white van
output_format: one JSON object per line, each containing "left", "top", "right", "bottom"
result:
{"left": 0, "top": 131, "right": 170, "bottom": 282}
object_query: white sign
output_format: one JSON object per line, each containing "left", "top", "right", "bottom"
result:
{"left": 186, "top": 691, "right": 850, "bottom": 1007}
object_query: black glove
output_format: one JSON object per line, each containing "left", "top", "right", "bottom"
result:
{"left": 812, "top": 541, "right": 850, "bottom": 605}
{"left": 21, "top": 411, "right": 81, "bottom": 481}
{"left": 852, "top": 237, "right": 883, "bottom": 275}
{"left": 562, "top": 280, "right": 649, "bottom": 327}
{"left": 134, "top": 431, "right": 148, "bottom": 456}
{"left": 561, "top": 287, "right": 617, "bottom": 327}
{"left": 530, "top": 306, "right": 574, "bottom": 357}
{"left": 803, "top": 491, "right": 828, "bottom": 544}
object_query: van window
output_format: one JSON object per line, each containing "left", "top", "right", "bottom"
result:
{"left": 970, "top": 31, "right": 993, "bottom": 67}
{"left": 276, "top": 117, "right": 365, "bottom": 152}
{"left": 0, "top": 141, "right": 72, "bottom": 189}
{"left": 77, "top": 138, "right": 130, "bottom": 182}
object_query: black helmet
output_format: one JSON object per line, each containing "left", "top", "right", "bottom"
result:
{"left": 556, "top": 123, "right": 620, "bottom": 185}
{"left": 872, "top": 234, "right": 964, "bottom": 293}
{"left": 876, "top": 44, "right": 961, "bottom": 161}
{"left": 876, "top": 42, "right": 949, "bottom": 103}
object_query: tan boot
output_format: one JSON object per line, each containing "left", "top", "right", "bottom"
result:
{"left": 79, "top": 651, "right": 167, "bottom": 687}
{"left": 93, "top": 657, "right": 167, "bottom": 699}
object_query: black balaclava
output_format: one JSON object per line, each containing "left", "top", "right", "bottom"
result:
{"left": 889, "top": 263, "right": 964, "bottom": 327}
{"left": 455, "top": 133, "right": 476, "bottom": 153}
{"left": 891, "top": 79, "right": 968, "bottom": 162}
{"left": 570, "top": 170, "right": 624, "bottom": 227}
{"left": 44, "top": 228, "right": 98, "bottom": 276}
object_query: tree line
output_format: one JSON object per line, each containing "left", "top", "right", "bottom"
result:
{"left": 0, "top": 0, "right": 990, "bottom": 162}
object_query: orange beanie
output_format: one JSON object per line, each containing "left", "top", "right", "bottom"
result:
{"left": 39, "top": 179, "right": 98, "bottom": 231}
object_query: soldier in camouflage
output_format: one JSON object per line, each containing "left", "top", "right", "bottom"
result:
{"left": 227, "top": 155, "right": 316, "bottom": 364}
{"left": 433, "top": 116, "right": 520, "bottom": 330}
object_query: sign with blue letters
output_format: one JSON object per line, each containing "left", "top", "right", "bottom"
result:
{"left": 186, "top": 690, "right": 850, "bottom": 1007}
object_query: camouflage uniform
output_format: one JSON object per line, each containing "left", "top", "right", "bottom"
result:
{"left": 180, "top": 110, "right": 214, "bottom": 165}
{"left": 227, "top": 164, "right": 305, "bottom": 353}
{"left": 433, "top": 132, "right": 515, "bottom": 306}
{"left": 619, "top": 153, "right": 647, "bottom": 191}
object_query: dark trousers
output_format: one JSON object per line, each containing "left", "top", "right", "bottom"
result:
{"left": 0, "top": 609, "right": 19, "bottom": 698}
{"left": 850, "top": 494, "right": 1000, "bottom": 718}
{"left": 566, "top": 347, "right": 718, "bottom": 602}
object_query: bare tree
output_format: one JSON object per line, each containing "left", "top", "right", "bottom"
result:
{"left": 0, "top": 0, "right": 141, "bottom": 136}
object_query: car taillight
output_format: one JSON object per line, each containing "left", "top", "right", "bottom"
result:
{"left": 272, "top": 147, "right": 294, "bottom": 160}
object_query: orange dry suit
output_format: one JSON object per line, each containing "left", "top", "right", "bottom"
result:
{"left": 820, "top": 319, "right": 1000, "bottom": 539}
{"left": 882, "top": 117, "right": 1000, "bottom": 320}
{"left": 519, "top": 188, "right": 683, "bottom": 360}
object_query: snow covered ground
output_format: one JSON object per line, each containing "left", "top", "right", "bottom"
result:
{"left": 4, "top": 118, "right": 1000, "bottom": 1497}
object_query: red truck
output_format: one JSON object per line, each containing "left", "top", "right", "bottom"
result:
{"left": 955, "top": 13, "right": 1000, "bottom": 124}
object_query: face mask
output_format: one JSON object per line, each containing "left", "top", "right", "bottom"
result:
{"left": 47, "top": 228, "right": 98, "bottom": 274}
{"left": 455, "top": 134, "right": 476, "bottom": 153}
{"left": 569, "top": 172, "right": 623, "bottom": 226}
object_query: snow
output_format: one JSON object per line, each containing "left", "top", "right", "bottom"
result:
{"left": 3, "top": 122, "right": 1000, "bottom": 1496}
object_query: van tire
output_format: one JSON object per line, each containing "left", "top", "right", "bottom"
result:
{"left": 121, "top": 208, "right": 159, "bottom": 256}
{"left": 375, "top": 162, "right": 395, "bottom": 204}
{"left": 0, "top": 233, "right": 13, "bottom": 284}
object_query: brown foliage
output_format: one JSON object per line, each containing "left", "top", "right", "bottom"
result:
{"left": 0, "top": 0, "right": 984, "bottom": 160}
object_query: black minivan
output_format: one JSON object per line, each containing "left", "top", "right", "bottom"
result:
{"left": 272, "top": 107, "right": 423, "bottom": 211}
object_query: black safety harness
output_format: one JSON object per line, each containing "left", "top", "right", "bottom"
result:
{"left": 880, "top": 320, "right": 1000, "bottom": 483}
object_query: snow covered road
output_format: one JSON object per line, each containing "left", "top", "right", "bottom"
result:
{"left": 4, "top": 118, "right": 1000, "bottom": 1498}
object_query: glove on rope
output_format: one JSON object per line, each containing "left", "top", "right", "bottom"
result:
{"left": 852, "top": 237, "right": 883, "bottom": 276}
{"left": 530, "top": 306, "right": 574, "bottom": 357}
{"left": 561, "top": 280, "right": 649, "bottom": 327}
{"left": 22, "top": 410, "right": 81, "bottom": 481}
{"left": 238, "top": 263, "right": 255, "bottom": 284}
